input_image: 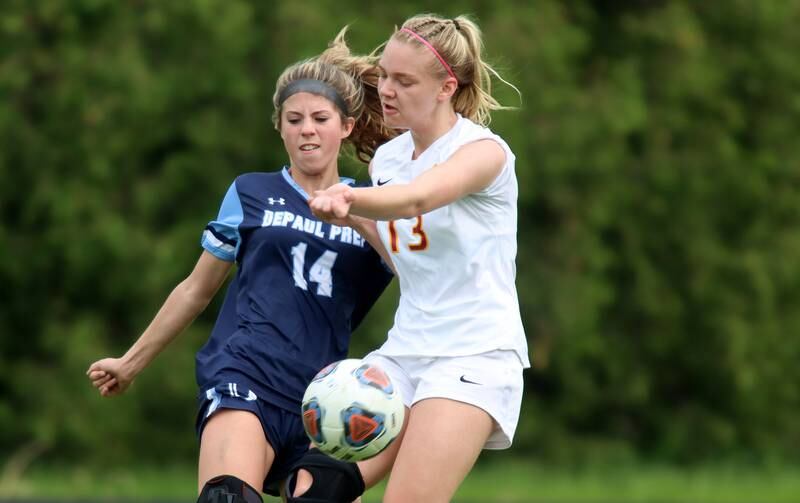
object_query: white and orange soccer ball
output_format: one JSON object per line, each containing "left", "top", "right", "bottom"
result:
{"left": 301, "top": 359, "right": 405, "bottom": 461}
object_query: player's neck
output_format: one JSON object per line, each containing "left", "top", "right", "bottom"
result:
{"left": 410, "top": 109, "right": 458, "bottom": 160}
{"left": 288, "top": 165, "right": 341, "bottom": 195}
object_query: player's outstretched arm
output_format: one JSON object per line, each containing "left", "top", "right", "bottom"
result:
{"left": 86, "top": 251, "right": 233, "bottom": 397}
{"left": 312, "top": 140, "right": 505, "bottom": 221}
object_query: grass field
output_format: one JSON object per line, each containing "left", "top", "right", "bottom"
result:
{"left": 2, "top": 462, "right": 800, "bottom": 502}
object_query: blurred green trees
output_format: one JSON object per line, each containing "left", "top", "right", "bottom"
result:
{"left": 1, "top": 0, "right": 799, "bottom": 473}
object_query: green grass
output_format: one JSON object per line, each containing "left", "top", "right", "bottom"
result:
{"left": 437, "top": 462, "right": 800, "bottom": 503}
{"left": 2, "top": 462, "right": 800, "bottom": 502}
{"left": 0, "top": 465, "right": 197, "bottom": 500}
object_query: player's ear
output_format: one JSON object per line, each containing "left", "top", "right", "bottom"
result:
{"left": 341, "top": 116, "right": 356, "bottom": 139}
{"left": 438, "top": 76, "right": 458, "bottom": 101}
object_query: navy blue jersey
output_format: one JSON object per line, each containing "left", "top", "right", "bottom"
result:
{"left": 196, "top": 168, "right": 393, "bottom": 413}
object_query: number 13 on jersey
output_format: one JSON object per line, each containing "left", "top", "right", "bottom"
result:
{"left": 387, "top": 216, "right": 428, "bottom": 253}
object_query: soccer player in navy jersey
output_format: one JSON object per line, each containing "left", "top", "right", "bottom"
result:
{"left": 87, "top": 30, "right": 396, "bottom": 503}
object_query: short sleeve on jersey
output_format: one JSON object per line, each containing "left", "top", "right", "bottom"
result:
{"left": 201, "top": 181, "right": 244, "bottom": 262}
{"left": 443, "top": 120, "right": 516, "bottom": 199}
{"left": 481, "top": 140, "right": 516, "bottom": 198}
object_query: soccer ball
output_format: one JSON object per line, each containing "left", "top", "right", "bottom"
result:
{"left": 301, "top": 359, "right": 405, "bottom": 462}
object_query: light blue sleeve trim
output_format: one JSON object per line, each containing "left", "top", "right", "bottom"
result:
{"left": 200, "top": 181, "right": 244, "bottom": 262}
{"left": 281, "top": 166, "right": 356, "bottom": 197}
{"left": 282, "top": 167, "right": 309, "bottom": 199}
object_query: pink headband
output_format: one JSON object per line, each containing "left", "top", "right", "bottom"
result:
{"left": 400, "top": 27, "right": 457, "bottom": 81}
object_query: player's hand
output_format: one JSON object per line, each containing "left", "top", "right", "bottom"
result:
{"left": 309, "top": 183, "right": 355, "bottom": 222}
{"left": 86, "top": 357, "right": 135, "bottom": 397}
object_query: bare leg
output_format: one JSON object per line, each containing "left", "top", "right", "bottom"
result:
{"left": 198, "top": 409, "right": 275, "bottom": 494}
{"left": 382, "top": 398, "right": 493, "bottom": 503}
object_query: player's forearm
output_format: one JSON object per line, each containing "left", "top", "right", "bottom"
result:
{"left": 122, "top": 279, "right": 212, "bottom": 375}
{"left": 350, "top": 184, "right": 426, "bottom": 220}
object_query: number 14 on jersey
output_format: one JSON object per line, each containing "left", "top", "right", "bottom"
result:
{"left": 291, "top": 242, "right": 337, "bottom": 297}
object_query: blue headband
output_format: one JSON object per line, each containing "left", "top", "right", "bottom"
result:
{"left": 277, "top": 79, "right": 350, "bottom": 116}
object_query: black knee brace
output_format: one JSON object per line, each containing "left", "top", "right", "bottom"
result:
{"left": 198, "top": 474, "right": 263, "bottom": 503}
{"left": 286, "top": 448, "right": 365, "bottom": 503}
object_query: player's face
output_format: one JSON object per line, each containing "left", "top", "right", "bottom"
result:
{"left": 280, "top": 92, "right": 354, "bottom": 178}
{"left": 377, "top": 38, "right": 450, "bottom": 130}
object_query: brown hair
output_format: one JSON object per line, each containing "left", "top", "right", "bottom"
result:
{"left": 393, "top": 14, "right": 520, "bottom": 126}
{"left": 272, "top": 28, "right": 395, "bottom": 163}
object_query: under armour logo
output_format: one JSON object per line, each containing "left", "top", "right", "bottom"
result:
{"left": 268, "top": 197, "right": 285, "bottom": 205}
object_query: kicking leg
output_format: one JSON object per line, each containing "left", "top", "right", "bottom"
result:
{"left": 288, "top": 405, "right": 409, "bottom": 501}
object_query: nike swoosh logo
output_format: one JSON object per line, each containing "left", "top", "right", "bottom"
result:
{"left": 376, "top": 178, "right": 392, "bottom": 186}
{"left": 459, "top": 375, "right": 482, "bottom": 385}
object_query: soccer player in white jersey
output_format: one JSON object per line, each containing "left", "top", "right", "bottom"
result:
{"left": 308, "top": 14, "right": 530, "bottom": 503}
{"left": 87, "top": 32, "right": 400, "bottom": 503}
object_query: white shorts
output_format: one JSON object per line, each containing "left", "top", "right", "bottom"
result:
{"left": 362, "top": 349, "right": 524, "bottom": 449}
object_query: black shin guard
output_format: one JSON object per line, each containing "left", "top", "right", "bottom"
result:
{"left": 198, "top": 475, "right": 263, "bottom": 503}
{"left": 286, "top": 448, "right": 365, "bottom": 503}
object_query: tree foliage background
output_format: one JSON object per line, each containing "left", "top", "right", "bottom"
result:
{"left": 1, "top": 0, "right": 799, "bottom": 474}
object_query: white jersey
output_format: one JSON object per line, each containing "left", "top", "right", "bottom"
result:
{"left": 371, "top": 115, "right": 530, "bottom": 368}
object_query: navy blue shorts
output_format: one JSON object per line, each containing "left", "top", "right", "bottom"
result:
{"left": 196, "top": 382, "right": 309, "bottom": 496}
